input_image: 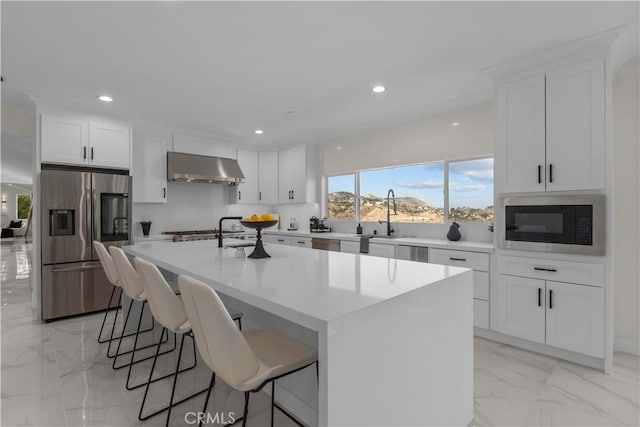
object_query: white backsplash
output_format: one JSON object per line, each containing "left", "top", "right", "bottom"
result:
{"left": 132, "top": 183, "right": 274, "bottom": 236}
{"left": 274, "top": 203, "right": 321, "bottom": 232}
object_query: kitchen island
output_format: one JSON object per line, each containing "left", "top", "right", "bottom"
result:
{"left": 124, "top": 239, "right": 473, "bottom": 426}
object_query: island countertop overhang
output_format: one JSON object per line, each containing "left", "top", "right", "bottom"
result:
{"left": 123, "top": 239, "right": 472, "bottom": 329}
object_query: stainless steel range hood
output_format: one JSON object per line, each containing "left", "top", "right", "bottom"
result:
{"left": 167, "top": 151, "right": 245, "bottom": 185}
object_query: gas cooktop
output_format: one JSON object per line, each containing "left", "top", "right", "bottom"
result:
{"left": 162, "top": 229, "right": 245, "bottom": 242}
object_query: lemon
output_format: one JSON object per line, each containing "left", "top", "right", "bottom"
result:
{"left": 260, "top": 213, "right": 273, "bottom": 221}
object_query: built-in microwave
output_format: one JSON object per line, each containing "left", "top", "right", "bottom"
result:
{"left": 496, "top": 195, "right": 605, "bottom": 255}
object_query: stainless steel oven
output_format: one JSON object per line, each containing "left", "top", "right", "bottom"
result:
{"left": 496, "top": 195, "right": 605, "bottom": 255}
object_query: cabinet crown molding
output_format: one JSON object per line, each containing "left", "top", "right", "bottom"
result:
{"left": 484, "top": 25, "right": 623, "bottom": 82}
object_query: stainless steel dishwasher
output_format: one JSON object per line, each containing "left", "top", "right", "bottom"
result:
{"left": 396, "top": 245, "right": 428, "bottom": 262}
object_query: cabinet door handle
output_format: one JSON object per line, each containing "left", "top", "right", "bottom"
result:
{"left": 538, "top": 165, "right": 542, "bottom": 184}
{"left": 534, "top": 267, "right": 557, "bottom": 273}
{"left": 163, "top": 188, "right": 166, "bottom": 198}
{"left": 549, "top": 164, "right": 553, "bottom": 183}
{"left": 277, "top": 239, "right": 285, "bottom": 242}
{"left": 549, "top": 289, "right": 553, "bottom": 309}
{"left": 297, "top": 241, "right": 305, "bottom": 244}
{"left": 90, "top": 147, "right": 94, "bottom": 160}
{"left": 538, "top": 288, "right": 542, "bottom": 307}
{"left": 238, "top": 191, "right": 241, "bottom": 201}
{"left": 259, "top": 191, "right": 261, "bottom": 201}
{"left": 449, "top": 257, "right": 467, "bottom": 262}
{"left": 291, "top": 190, "right": 295, "bottom": 200}
{"left": 289, "top": 190, "right": 293, "bottom": 200}
{"left": 83, "top": 146, "right": 87, "bottom": 160}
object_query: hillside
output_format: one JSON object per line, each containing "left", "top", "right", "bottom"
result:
{"left": 329, "top": 192, "right": 493, "bottom": 222}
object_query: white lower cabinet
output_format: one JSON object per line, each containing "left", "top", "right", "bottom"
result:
{"left": 492, "top": 259, "right": 604, "bottom": 358}
{"left": 492, "top": 275, "right": 546, "bottom": 343}
{"left": 291, "top": 237, "right": 312, "bottom": 248}
{"left": 263, "top": 235, "right": 292, "bottom": 245}
{"left": 545, "top": 280, "right": 604, "bottom": 358}
{"left": 429, "top": 248, "right": 491, "bottom": 329}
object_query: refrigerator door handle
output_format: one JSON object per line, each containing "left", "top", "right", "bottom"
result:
{"left": 52, "top": 263, "right": 101, "bottom": 273}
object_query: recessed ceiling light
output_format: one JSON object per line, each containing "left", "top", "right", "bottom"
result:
{"left": 254, "top": 129, "right": 264, "bottom": 135}
{"left": 98, "top": 95, "right": 113, "bottom": 102}
{"left": 372, "top": 85, "right": 386, "bottom": 93}
{"left": 336, "top": 146, "right": 343, "bottom": 150}
{"left": 451, "top": 122, "right": 460, "bottom": 127}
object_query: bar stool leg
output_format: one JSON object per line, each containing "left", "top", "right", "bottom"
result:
{"left": 199, "top": 372, "right": 217, "bottom": 427}
{"left": 139, "top": 327, "right": 166, "bottom": 420}
{"left": 166, "top": 334, "right": 186, "bottom": 427}
{"left": 97, "top": 286, "right": 117, "bottom": 343}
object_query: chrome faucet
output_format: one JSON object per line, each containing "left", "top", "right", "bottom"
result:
{"left": 112, "top": 216, "right": 127, "bottom": 235}
{"left": 378, "top": 189, "right": 396, "bottom": 236}
{"left": 218, "top": 216, "right": 242, "bottom": 248}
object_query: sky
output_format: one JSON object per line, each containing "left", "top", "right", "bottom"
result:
{"left": 328, "top": 157, "right": 494, "bottom": 209}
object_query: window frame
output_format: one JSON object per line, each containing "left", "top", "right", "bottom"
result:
{"left": 324, "top": 155, "right": 494, "bottom": 224}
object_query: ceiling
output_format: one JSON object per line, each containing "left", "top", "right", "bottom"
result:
{"left": 2, "top": 1, "right": 638, "bottom": 148}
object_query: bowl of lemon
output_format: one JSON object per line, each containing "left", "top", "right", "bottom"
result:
{"left": 240, "top": 213, "right": 278, "bottom": 259}
{"left": 240, "top": 213, "right": 278, "bottom": 230}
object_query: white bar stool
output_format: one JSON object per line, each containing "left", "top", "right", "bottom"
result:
{"left": 109, "top": 246, "right": 178, "bottom": 387}
{"left": 178, "top": 274, "right": 318, "bottom": 427}
{"left": 134, "top": 257, "right": 227, "bottom": 425}
{"left": 93, "top": 241, "right": 157, "bottom": 353}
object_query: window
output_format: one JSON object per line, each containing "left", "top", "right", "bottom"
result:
{"left": 327, "top": 174, "right": 355, "bottom": 219}
{"left": 16, "top": 194, "right": 31, "bottom": 220}
{"left": 448, "top": 158, "right": 494, "bottom": 222}
{"left": 360, "top": 163, "right": 444, "bottom": 223}
{"left": 325, "top": 156, "right": 494, "bottom": 223}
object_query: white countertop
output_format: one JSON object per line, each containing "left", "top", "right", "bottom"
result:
{"left": 263, "top": 229, "right": 495, "bottom": 253}
{"left": 124, "top": 239, "right": 470, "bottom": 329}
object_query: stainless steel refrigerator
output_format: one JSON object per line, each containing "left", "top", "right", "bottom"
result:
{"left": 40, "top": 169, "right": 132, "bottom": 320}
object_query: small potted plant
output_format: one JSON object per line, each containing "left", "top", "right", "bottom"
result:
{"left": 140, "top": 221, "right": 152, "bottom": 236}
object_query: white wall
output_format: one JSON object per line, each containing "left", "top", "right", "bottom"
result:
{"left": 319, "top": 102, "right": 494, "bottom": 175}
{"left": 316, "top": 102, "right": 495, "bottom": 242}
{"left": 1, "top": 100, "right": 36, "bottom": 184}
{"left": 613, "top": 57, "right": 640, "bottom": 355}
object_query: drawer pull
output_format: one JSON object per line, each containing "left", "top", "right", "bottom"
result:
{"left": 449, "top": 257, "right": 467, "bottom": 262}
{"left": 534, "top": 267, "right": 557, "bottom": 273}
{"left": 549, "top": 289, "right": 553, "bottom": 309}
{"left": 297, "top": 241, "right": 305, "bottom": 244}
{"left": 277, "top": 239, "right": 285, "bottom": 242}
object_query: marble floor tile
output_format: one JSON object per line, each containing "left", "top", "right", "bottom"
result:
{"left": 1, "top": 239, "right": 638, "bottom": 427}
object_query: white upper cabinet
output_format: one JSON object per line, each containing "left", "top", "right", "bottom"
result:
{"left": 231, "top": 150, "right": 278, "bottom": 205}
{"left": 41, "top": 115, "right": 88, "bottom": 166}
{"left": 41, "top": 115, "right": 131, "bottom": 170}
{"left": 235, "top": 150, "right": 259, "bottom": 203}
{"left": 279, "top": 146, "right": 308, "bottom": 204}
{"left": 132, "top": 133, "right": 169, "bottom": 203}
{"left": 545, "top": 60, "right": 605, "bottom": 191}
{"left": 172, "top": 133, "right": 237, "bottom": 159}
{"left": 89, "top": 122, "right": 131, "bottom": 169}
{"left": 496, "top": 76, "right": 546, "bottom": 193}
{"left": 258, "top": 151, "right": 278, "bottom": 204}
{"left": 495, "top": 59, "right": 605, "bottom": 193}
